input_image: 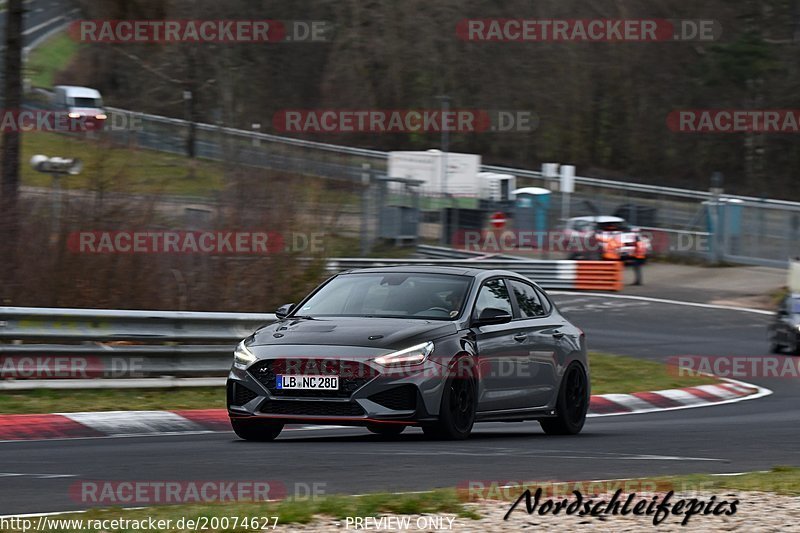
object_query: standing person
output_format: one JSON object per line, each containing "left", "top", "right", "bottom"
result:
{"left": 631, "top": 236, "right": 647, "bottom": 286}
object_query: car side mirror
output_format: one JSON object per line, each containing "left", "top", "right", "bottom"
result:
{"left": 275, "top": 303, "right": 295, "bottom": 320}
{"left": 474, "top": 307, "right": 513, "bottom": 327}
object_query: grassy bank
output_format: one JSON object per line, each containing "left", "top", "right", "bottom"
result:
{"left": 21, "top": 132, "right": 225, "bottom": 196}
{"left": 26, "top": 32, "right": 79, "bottom": 88}
{"left": 467, "top": 466, "right": 800, "bottom": 501}
{"left": 589, "top": 351, "right": 717, "bottom": 394}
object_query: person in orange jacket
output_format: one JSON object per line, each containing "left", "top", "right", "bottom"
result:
{"left": 600, "top": 236, "right": 621, "bottom": 261}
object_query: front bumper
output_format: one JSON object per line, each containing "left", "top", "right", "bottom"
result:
{"left": 226, "top": 350, "right": 446, "bottom": 426}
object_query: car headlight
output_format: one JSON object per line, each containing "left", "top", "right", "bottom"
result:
{"left": 374, "top": 341, "right": 434, "bottom": 367}
{"left": 233, "top": 340, "right": 256, "bottom": 369}
{"left": 95, "top": 113, "right": 108, "bottom": 120}
{"left": 68, "top": 112, "right": 82, "bottom": 119}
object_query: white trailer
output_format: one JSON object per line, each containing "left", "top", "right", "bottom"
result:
{"left": 478, "top": 172, "right": 516, "bottom": 202}
{"left": 388, "top": 150, "right": 481, "bottom": 196}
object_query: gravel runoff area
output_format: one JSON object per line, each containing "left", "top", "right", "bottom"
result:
{"left": 280, "top": 492, "right": 797, "bottom": 532}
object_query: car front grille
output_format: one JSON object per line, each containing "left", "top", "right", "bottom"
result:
{"left": 248, "top": 359, "right": 379, "bottom": 398}
{"left": 369, "top": 385, "right": 418, "bottom": 411}
{"left": 228, "top": 382, "right": 259, "bottom": 406}
{"left": 259, "top": 399, "right": 365, "bottom": 417}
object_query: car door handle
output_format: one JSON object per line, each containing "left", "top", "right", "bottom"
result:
{"left": 513, "top": 333, "right": 527, "bottom": 342}
{"left": 552, "top": 331, "right": 565, "bottom": 339}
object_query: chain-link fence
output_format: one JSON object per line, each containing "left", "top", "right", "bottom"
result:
{"left": 95, "top": 107, "right": 800, "bottom": 267}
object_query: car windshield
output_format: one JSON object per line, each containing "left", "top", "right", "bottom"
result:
{"left": 69, "top": 97, "right": 102, "bottom": 108}
{"left": 790, "top": 299, "right": 800, "bottom": 314}
{"left": 295, "top": 273, "right": 472, "bottom": 320}
{"left": 597, "top": 221, "right": 631, "bottom": 232}
{"left": 570, "top": 220, "right": 594, "bottom": 232}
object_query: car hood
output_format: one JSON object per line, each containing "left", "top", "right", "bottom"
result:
{"left": 249, "top": 316, "right": 458, "bottom": 351}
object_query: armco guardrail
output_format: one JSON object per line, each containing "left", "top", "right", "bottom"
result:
{"left": 0, "top": 308, "right": 276, "bottom": 380}
{"left": 325, "top": 258, "right": 623, "bottom": 291}
{"left": 0, "top": 307, "right": 276, "bottom": 342}
{"left": 415, "top": 244, "right": 523, "bottom": 261}
{"left": 0, "top": 260, "right": 619, "bottom": 386}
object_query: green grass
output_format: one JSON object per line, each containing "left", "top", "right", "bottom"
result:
{"left": 589, "top": 351, "right": 717, "bottom": 395}
{"left": 473, "top": 466, "right": 800, "bottom": 502}
{"left": 19, "top": 131, "right": 369, "bottom": 199}
{"left": 660, "top": 466, "right": 800, "bottom": 496}
{"left": 21, "top": 132, "right": 226, "bottom": 196}
{"left": 0, "top": 387, "right": 226, "bottom": 414}
{"left": 0, "top": 352, "right": 718, "bottom": 415}
{"left": 26, "top": 32, "right": 79, "bottom": 88}
{"left": 0, "top": 489, "right": 478, "bottom": 531}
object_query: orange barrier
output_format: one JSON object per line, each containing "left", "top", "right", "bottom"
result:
{"left": 575, "top": 261, "right": 624, "bottom": 291}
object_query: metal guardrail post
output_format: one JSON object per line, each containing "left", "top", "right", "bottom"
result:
{"left": 360, "top": 164, "right": 371, "bottom": 256}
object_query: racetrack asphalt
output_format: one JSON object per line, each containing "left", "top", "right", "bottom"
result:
{"left": 1, "top": 293, "right": 798, "bottom": 515}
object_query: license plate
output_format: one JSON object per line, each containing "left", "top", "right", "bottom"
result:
{"left": 276, "top": 375, "right": 339, "bottom": 390}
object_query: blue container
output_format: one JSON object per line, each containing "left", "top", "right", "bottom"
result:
{"left": 513, "top": 187, "right": 551, "bottom": 235}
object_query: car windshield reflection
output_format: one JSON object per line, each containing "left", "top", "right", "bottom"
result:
{"left": 294, "top": 273, "right": 471, "bottom": 320}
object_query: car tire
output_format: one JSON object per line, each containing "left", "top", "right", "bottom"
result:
{"left": 230, "top": 419, "right": 284, "bottom": 441}
{"left": 366, "top": 424, "right": 406, "bottom": 437}
{"left": 768, "top": 328, "right": 782, "bottom": 354}
{"left": 540, "top": 362, "right": 589, "bottom": 436}
{"left": 423, "top": 359, "right": 477, "bottom": 440}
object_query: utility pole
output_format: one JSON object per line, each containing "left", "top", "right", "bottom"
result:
{"left": 360, "top": 164, "right": 371, "bottom": 256}
{"left": 1, "top": 0, "right": 25, "bottom": 302}
{"left": 183, "top": 90, "right": 196, "bottom": 158}
{"left": 436, "top": 95, "right": 451, "bottom": 245}
{"left": 438, "top": 95, "right": 450, "bottom": 194}
{"left": 2, "top": 0, "right": 24, "bottom": 213}
{"left": 710, "top": 172, "right": 724, "bottom": 264}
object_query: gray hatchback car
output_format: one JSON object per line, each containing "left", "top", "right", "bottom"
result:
{"left": 227, "top": 267, "right": 589, "bottom": 441}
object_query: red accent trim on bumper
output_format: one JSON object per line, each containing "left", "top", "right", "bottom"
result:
{"left": 228, "top": 413, "right": 419, "bottom": 425}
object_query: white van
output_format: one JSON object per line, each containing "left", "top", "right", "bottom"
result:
{"left": 53, "top": 86, "right": 107, "bottom": 127}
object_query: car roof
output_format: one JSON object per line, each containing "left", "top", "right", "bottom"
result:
{"left": 339, "top": 265, "right": 534, "bottom": 281}
{"left": 55, "top": 85, "right": 102, "bottom": 99}
{"left": 569, "top": 216, "right": 626, "bottom": 224}
{"left": 340, "top": 265, "right": 477, "bottom": 276}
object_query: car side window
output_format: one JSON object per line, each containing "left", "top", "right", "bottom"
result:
{"left": 534, "top": 286, "right": 553, "bottom": 315}
{"left": 474, "top": 279, "right": 513, "bottom": 317}
{"left": 508, "top": 280, "right": 547, "bottom": 318}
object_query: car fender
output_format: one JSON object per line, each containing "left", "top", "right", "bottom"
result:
{"left": 554, "top": 333, "right": 590, "bottom": 389}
